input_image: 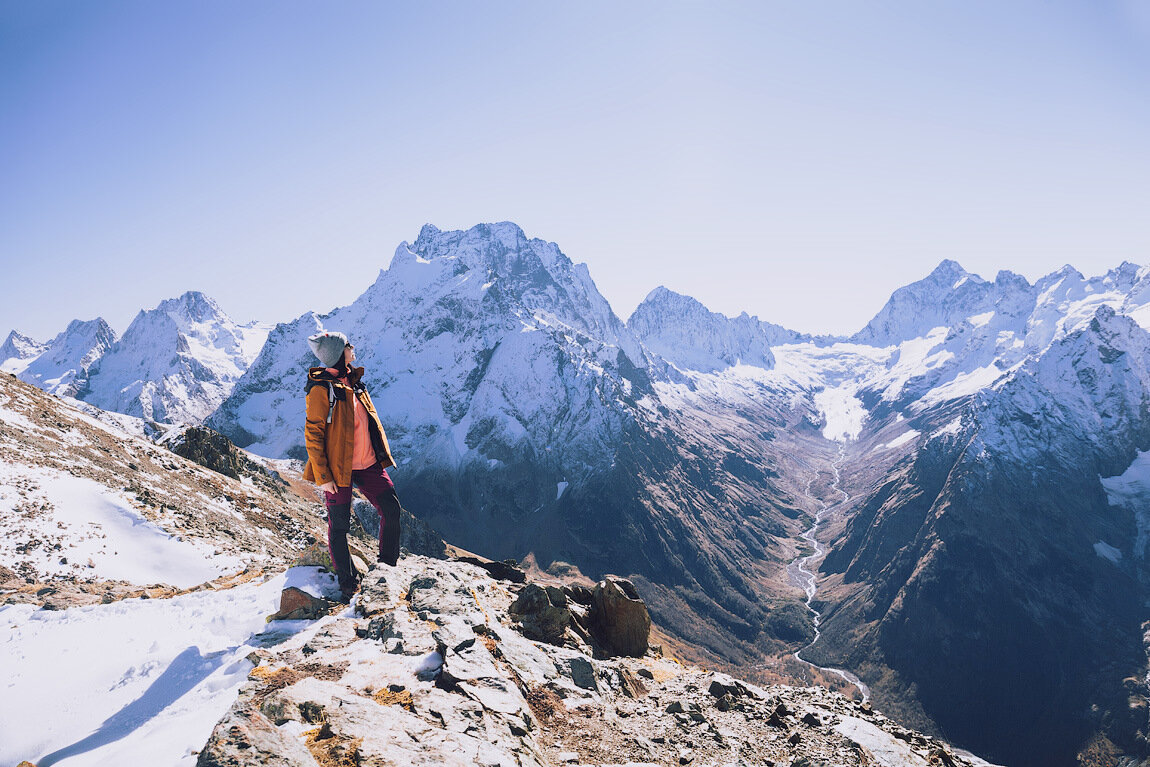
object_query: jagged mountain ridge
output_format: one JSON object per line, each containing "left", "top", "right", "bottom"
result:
{"left": 1, "top": 291, "right": 271, "bottom": 425}
{"left": 1, "top": 318, "right": 116, "bottom": 397}
{"left": 627, "top": 285, "right": 815, "bottom": 372}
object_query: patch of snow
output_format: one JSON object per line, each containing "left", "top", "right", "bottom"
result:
{"left": 937, "top": 418, "right": 963, "bottom": 436}
{"left": 282, "top": 565, "right": 341, "bottom": 600}
{"left": 556, "top": 481, "right": 569, "bottom": 500}
{"left": 1094, "top": 541, "right": 1123, "bottom": 563}
{"left": 969, "top": 311, "right": 995, "bottom": 328}
{"left": 881, "top": 430, "right": 920, "bottom": 450}
{"left": 1102, "top": 450, "right": 1150, "bottom": 559}
{"left": 917, "top": 364, "right": 1007, "bottom": 408}
{"left": 413, "top": 650, "right": 443, "bottom": 676}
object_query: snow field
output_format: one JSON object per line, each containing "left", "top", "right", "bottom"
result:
{"left": 0, "top": 572, "right": 305, "bottom": 766}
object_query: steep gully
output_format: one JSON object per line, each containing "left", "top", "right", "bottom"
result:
{"left": 785, "top": 445, "right": 871, "bottom": 702}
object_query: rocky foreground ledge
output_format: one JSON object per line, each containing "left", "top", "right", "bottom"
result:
{"left": 196, "top": 553, "right": 999, "bottom": 767}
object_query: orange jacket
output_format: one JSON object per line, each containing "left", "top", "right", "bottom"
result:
{"left": 302, "top": 366, "right": 395, "bottom": 487}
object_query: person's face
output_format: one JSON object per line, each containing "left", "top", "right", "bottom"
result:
{"left": 344, "top": 343, "right": 356, "bottom": 365}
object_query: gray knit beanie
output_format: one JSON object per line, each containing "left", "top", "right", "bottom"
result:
{"left": 307, "top": 330, "right": 350, "bottom": 368}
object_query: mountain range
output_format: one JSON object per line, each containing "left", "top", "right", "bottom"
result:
{"left": 5, "top": 222, "right": 1150, "bottom": 766}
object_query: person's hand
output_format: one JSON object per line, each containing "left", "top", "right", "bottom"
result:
{"left": 320, "top": 481, "right": 337, "bottom": 495}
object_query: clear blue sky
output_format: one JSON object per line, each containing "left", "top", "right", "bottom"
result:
{"left": 3, "top": 1, "right": 1149, "bottom": 341}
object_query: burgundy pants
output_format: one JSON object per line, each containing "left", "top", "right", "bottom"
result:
{"left": 323, "top": 462, "right": 403, "bottom": 592}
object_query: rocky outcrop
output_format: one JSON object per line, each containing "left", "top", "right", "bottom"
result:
{"left": 197, "top": 553, "right": 1000, "bottom": 767}
{"left": 588, "top": 576, "right": 650, "bottom": 657}
{"left": 162, "top": 425, "right": 281, "bottom": 486}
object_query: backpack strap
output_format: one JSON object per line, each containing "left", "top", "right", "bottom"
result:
{"left": 326, "top": 381, "right": 337, "bottom": 424}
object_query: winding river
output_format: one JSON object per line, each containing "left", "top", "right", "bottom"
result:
{"left": 785, "top": 446, "right": 871, "bottom": 702}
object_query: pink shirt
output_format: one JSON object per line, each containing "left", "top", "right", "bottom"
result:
{"left": 339, "top": 375, "right": 377, "bottom": 471}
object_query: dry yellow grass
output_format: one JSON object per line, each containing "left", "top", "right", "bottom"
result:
{"left": 371, "top": 688, "right": 414, "bottom": 711}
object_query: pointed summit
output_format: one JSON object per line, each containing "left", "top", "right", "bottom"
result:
{"left": 629, "top": 286, "right": 806, "bottom": 372}
{"left": 1, "top": 330, "right": 45, "bottom": 367}
{"left": 80, "top": 292, "right": 270, "bottom": 423}
{"left": 851, "top": 261, "right": 1001, "bottom": 347}
{"left": 2, "top": 319, "right": 115, "bottom": 396}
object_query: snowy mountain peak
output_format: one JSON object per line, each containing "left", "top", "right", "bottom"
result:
{"left": 213, "top": 222, "right": 649, "bottom": 469}
{"left": 79, "top": 293, "right": 271, "bottom": 424}
{"left": 1, "top": 319, "right": 115, "bottom": 396}
{"left": 927, "top": 259, "right": 980, "bottom": 288}
{"left": 851, "top": 262, "right": 1004, "bottom": 347}
{"left": 1, "top": 330, "right": 45, "bottom": 363}
{"left": 155, "top": 290, "right": 227, "bottom": 326}
{"left": 628, "top": 286, "right": 807, "bottom": 372}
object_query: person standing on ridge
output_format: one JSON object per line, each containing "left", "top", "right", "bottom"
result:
{"left": 302, "top": 330, "right": 403, "bottom": 601}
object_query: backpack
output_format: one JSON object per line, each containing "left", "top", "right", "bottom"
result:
{"left": 307, "top": 374, "right": 365, "bottom": 424}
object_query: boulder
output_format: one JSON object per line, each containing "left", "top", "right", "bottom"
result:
{"left": 196, "top": 706, "right": 321, "bottom": 766}
{"left": 509, "top": 583, "right": 572, "bottom": 645}
{"left": 267, "top": 587, "right": 329, "bottom": 621}
{"left": 588, "top": 576, "right": 650, "bottom": 657}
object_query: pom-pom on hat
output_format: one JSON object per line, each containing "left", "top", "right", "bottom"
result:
{"left": 307, "top": 330, "right": 350, "bottom": 368}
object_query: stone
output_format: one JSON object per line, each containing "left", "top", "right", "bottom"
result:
{"left": 588, "top": 576, "right": 650, "bottom": 657}
{"left": 438, "top": 640, "right": 501, "bottom": 689}
{"left": 618, "top": 667, "right": 649, "bottom": 698}
{"left": 267, "top": 587, "right": 328, "bottom": 621}
{"left": 564, "top": 584, "right": 593, "bottom": 605}
{"left": 706, "top": 673, "right": 747, "bottom": 699}
{"left": 510, "top": 583, "right": 572, "bottom": 646}
{"left": 197, "top": 707, "right": 321, "bottom": 766}
{"left": 492, "top": 628, "right": 559, "bottom": 687}
{"left": 452, "top": 555, "right": 527, "bottom": 583}
{"left": 567, "top": 656, "right": 598, "bottom": 691}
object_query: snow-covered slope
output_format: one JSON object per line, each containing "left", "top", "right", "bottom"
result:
{"left": 628, "top": 286, "right": 811, "bottom": 372}
{"left": 80, "top": 291, "right": 271, "bottom": 424}
{"left": 0, "top": 370, "right": 321, "bottom": 596}
{"left": 1, "top": 319, "right": 116, "bottom": 397}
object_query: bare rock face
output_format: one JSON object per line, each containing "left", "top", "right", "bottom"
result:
{"left": 588, "top": 576, "right": 651, "bottom": 657}
{"left": 352, "top": 498, "right": 448, "bottom": 559}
